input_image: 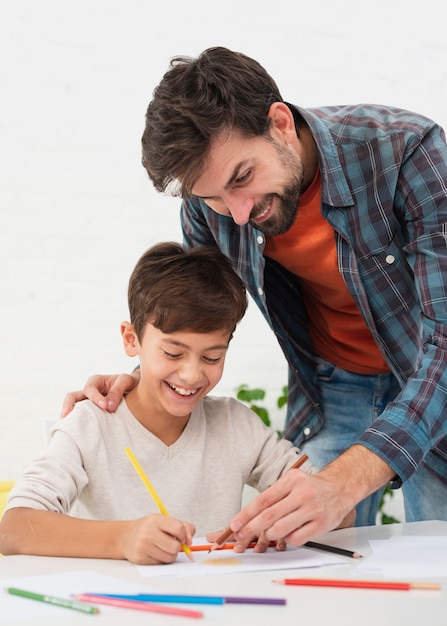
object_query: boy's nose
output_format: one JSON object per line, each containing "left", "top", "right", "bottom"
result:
{"left": 178, "top": 360, "right": 202, "bottom": 385}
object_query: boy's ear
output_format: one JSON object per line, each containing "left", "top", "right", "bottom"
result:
{"left": 121, "top": 321, "right": 139, "bottom": 357}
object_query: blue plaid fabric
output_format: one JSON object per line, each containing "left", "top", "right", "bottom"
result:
{"left": 181, "top": 103, "right": 447, "bottom": 487}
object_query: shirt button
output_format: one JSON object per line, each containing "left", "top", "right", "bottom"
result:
{"left": 385, "top": 254, "right": 395, "bottom": 265}
{"left": 304, "top": 427, "right": 311, "bottom": 437}
{"left": 257, "top": 287, "right": 264, "bottom": 296}
{"left": 257, "top": 235, "right": 264, "bottom": 245}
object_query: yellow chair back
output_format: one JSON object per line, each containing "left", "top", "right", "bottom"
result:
{"left": 0, "top": 481, "right": 14, "bottom": 520}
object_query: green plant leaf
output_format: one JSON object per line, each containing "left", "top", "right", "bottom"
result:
{"left": 236, "top": 384, "right": 266, "bottom": 403}
{"left": 380, "top": 513, "right": 401, "bottom": 525}
{"left": 377, "top": 483, "right": 400, "bottom": 524}
{"left": 250, "top": 405, "right": 270, "bottom": 427}
{"left": 277, "top": 385, "right": 288, "bottom": 408}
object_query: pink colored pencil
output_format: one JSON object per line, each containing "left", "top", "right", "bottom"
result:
{"left": 74, "top": 594, "right": 203, "bottom": 618}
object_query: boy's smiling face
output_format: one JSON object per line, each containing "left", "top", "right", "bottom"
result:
{"left": 121, "top": 321, "right": 230, "bottom": 425}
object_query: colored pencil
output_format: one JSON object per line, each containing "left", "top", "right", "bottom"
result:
{"left": 5, "top": 587, "right": 100, "bottom": 614}
{"left": 124, "top": 446, "right": 194, "bottom": 562}
{"left": 191, "top": 540, "right": 277, "bottom": 551}
{"left": 75, "top": 594, "right": 203, "bottom": 617}
{"left": 77, "top": 592, "right": 287, "bottom": 606}
{"left": 273, "top": 578, "right": 441, "bottom": 591}
{"left": 304, "top": 541, "right": 362, "bottom": 559}
{"left": 196, "top": 539, "right": 360, "bottom": 558}
{"left": 209, "top": 454, "right": 309, "bottom": 551}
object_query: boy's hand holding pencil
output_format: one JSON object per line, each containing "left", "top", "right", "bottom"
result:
{"left": 124, "top": 447, "right": 195, "bottom": 564}
{"left": 119, "top": 513, "right": 195, "bottom": 565}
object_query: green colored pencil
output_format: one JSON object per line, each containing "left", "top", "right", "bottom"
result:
{"left": 5, "top": 587, "right": 100, "bottom": 614}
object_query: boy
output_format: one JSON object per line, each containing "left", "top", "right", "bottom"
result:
{"left": 0, "top": 242, "right": 352, "bottom": 564}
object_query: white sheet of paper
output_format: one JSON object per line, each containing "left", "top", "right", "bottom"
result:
{"left": 137, "top": 542, "right": 346, "bottom": 578}
{"left": 2, "top": 570, "right": 147, "bottom": 623}
{"left": 355, "top": 536, "right": 447, "bottom": 578}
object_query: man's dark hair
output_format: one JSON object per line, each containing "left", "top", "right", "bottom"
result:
{"left": 141, "top": 46, "right": 283, "bottom": 196}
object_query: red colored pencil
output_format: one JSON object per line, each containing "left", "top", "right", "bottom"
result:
{"left": 273, "top": 578, "right": 441, "bottom": 591}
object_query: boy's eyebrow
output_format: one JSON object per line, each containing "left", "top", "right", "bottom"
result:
{"left": 163, "top": 338, "right": 229, "bottom": 350}
{"left": 191, "top": 161, "right": 247, "bottom": 201}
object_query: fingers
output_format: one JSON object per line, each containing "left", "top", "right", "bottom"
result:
{"left": 206, "top": 529, "right": 285, "bottom": 554}
{"left": 252, "top": 533, "right": 286, "bottom": 553}
{"left": 229, "top": 471, "right": 321, "bottom": 545}
{"left": 275, "top": 537, "right": 287, "bottom": 551}
{"left": 60, "top": 391, "right": 88, "bottom": 418}
{"left": 205, "top": 529, "right": 234, "bottom": 548}
{"left": 95, "top": 373, "right": 138, "bottom": 412}
{"left": 183, "top": 522, "right": 196, "bottom": 547}
{"left": 123, "top": 515, "right": 195, "bottom": 565}
{"left": 83, "top": 375, "right": 119, "bottom": 412}
{"left": 60, "top": 375, "right": 114, "bottom": 417}
{"left": 229, "top": 479, "right": 289, "bottom": 543}
{"left": 61, "top": 373, "right": 138, "bottom": 417}
{"left": 150, "top": 519, "right": 195, "bottom": 564}
{"left": 230, "top": 471, "right": 347, "bottom": 548}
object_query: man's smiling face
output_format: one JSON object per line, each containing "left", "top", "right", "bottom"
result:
{"left": 191, "top": 129, "right": 306, "bottom": 236}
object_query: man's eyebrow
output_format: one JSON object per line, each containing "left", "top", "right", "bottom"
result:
{"left": 191, "top": 161, "right": 247, "bottom": 201}
{"left": 225, "top": 161, "right": 246, "bottom": 189}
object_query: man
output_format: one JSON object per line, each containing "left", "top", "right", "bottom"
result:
{"left": 65, "top": 47, "right": 447, "bottom": 546}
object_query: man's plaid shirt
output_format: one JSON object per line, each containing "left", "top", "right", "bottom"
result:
{"left": 181, "top": 103, "right": 447, "bottom": 487}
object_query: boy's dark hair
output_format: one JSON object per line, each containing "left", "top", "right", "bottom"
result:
{"left": 141, "top": 46, "right": 283, "bottom": 197}
{"left": 128, "top": 242, "right": 248, "bottom": 341}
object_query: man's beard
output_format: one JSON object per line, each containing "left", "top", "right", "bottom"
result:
{"left": 248, "top": 146, "right": 305, "bottom": 237}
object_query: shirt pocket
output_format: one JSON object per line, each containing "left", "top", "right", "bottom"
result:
{"left": 356, "top": 234, "right": 419, "bottom": 320}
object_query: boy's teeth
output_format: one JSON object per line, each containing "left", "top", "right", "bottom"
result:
{"left": 169, "top": 383, "right": 197, "bottom": 396}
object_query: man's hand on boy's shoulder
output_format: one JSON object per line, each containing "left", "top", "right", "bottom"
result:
{"left": 60, "top": 371, "right": 139, "bottom": 417}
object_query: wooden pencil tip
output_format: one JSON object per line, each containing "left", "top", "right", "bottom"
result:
{"left": 182, "top": 544, "right": 195, "bottom": 562}
{"left": 411, "top": 582, "right": 441, "bottom": 591}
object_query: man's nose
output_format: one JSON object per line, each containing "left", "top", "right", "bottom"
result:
{"left": 224, "top": 194, "right": 255, "bottom": 225}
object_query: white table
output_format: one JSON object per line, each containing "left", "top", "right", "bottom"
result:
{"left": 1, "top": 520, "right": 445, "bottom": 626}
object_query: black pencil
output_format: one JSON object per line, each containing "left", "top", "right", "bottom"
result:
{"left": 304, "top": 541, "right": 362, "bottom": 559}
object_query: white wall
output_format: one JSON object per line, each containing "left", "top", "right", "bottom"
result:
{"left": 1, "top": 0, "right": 446, "bottom": 479}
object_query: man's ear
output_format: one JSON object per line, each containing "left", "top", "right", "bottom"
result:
{"left": 267, "top": 102, "right": 298, "bottom": 143}
{"left": 121, "top": 321, "right": 139, "bottom": 357}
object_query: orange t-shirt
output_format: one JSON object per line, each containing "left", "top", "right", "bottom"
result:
{"left": 264, "top": 169, "right": 389, "bottom": 374}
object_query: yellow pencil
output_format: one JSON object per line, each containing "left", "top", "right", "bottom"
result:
{"left": 124, "top": 447, "right": 194, "bottom": 562}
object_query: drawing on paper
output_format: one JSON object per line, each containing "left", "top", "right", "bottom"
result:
{"left": 202, "top": 557, "right": 242, "bottom": 566}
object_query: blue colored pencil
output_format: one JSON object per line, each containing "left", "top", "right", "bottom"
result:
{"left": 77, "top": 592, "right": 286, "bottom": 606}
